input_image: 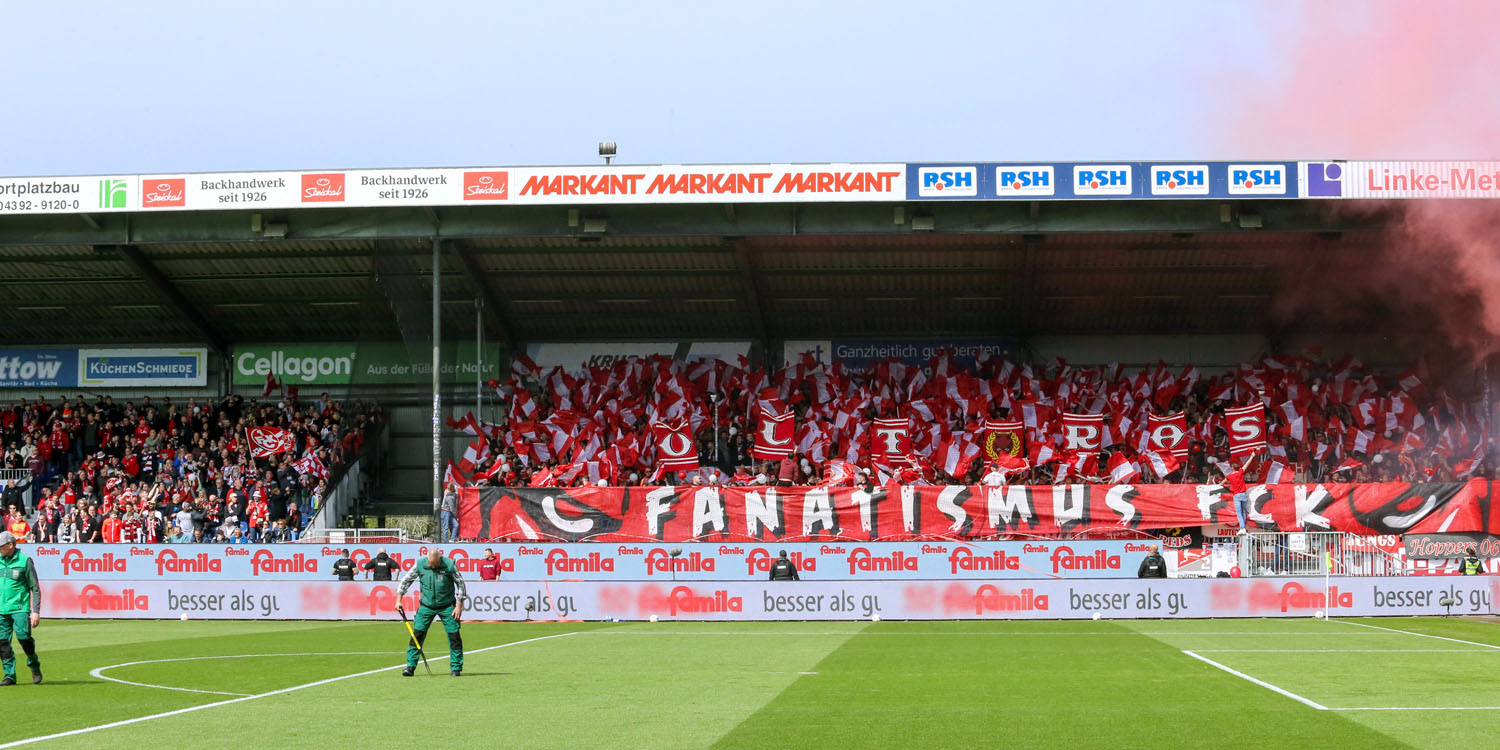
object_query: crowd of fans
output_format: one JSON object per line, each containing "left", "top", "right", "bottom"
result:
{"left": 461, "top": 351, "right": 1496, "bottom": 489}
{"left": 1, "top": 392, "right": 381, "bottom": 544}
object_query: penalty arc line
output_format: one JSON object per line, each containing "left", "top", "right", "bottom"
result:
{"left": 0, "top": 632, "right": 579, "bottom": 749}
{"left": 1181, "top": 650, "right": 1328, "bottom": 711}
{"left": 89, "top": 652, "right": 395, "bottom": 697}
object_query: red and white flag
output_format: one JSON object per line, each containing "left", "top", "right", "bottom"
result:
{"left": 871, "top": 417, "right": 911, "bottom": 460}
{"left": 1140, "top": 450, "right": 1181, "bottom": 479}
{"left": 291, "top": 452, "right": 328, "bottom": 480}
{"left": 1146, "top": 412, "right": 1190, "bottom": 459}
{"left": 1224, "top": 403, "right": 1267, "bottom": 460}
{"left": 750, "top": 407, "right": 796, "bottom": 460}
{"left": 985, "top": 452, "right": 1030, "bottom": 482}
{"left": 247, "top": 426, "right": 294, "bottom": 458}
{"left": 262, "top": 372, "right": 280, "bottom": 398}
{"left": 1263, "top": 461, "right": 1292, "bottom": 484}
{"left": 1061, "top": 413, "right": 1105, "bottom": 458}
{"left": 651, "top": 419, "right": 700, "bottom": 472}
{"left": 819, "top": 459, "right": 857, "bottom": 487}
{"left": 1106, "top": 452, "right": 1141, "bottom": 483}
{"left": 1332, "top": 457, "right": 1363, "bottom": 475}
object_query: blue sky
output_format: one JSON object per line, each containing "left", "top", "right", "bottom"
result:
{"left": 2, "top": 1, "right": 1299, "bottom": 175}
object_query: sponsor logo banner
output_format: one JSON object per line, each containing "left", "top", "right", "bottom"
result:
{"left": 0, "top": 176, "right": 135, "bottom": 215}
{"left": 40, "top": 576, "right": 1497, "bottom": 620}
{"left": 906, "top": 162, "right": 1297, "bottom": 200}
{"left": 523, "top": 342, "right": 752, "bottom": 372}
{"left": 28, "top": 541, "right": 1145, "bottom": 582}
{"left": 459, "top": 481, "right": 1499, "bottom": 542}
{"left": 782, "top": 339, "right": 1015, "bottom": 369}
{"left": 0, "top": 348, "right": 79, "bottom": 388}
{"left": 78, "top": 347, "right": 207, "bottom": 387}
{"left": 1300, "top": 160, "right": 1500, "bottom": 199}
{"left": 231, "top": 342, "right": 500, "bottom": 386}
{"left": 1404, "top": 533, "right": 1500, "bottom": 559}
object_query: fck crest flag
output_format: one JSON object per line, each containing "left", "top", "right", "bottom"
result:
{"left": 247, "top": 426, "right": 294, "bottom": 458}
{"left": 751, "top": 407, "right": 796, "bottom": 460}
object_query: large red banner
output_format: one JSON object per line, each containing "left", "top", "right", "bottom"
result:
{"left": 459, "top": 479, "right": 1498, "bottom": 543}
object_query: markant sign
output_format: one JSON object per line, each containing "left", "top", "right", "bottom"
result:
{"left": 232, "top": 343, "right": 501, "bottom": 387}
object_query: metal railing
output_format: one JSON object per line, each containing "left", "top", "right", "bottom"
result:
{"left": 1211, "top": 532, "right": 1408, "bottom": 577}
{"left": 305, "top": 423, "right": 389, "bottom": 536}
{"left": 298, "top": 528, "right": 411, "bottom": 545}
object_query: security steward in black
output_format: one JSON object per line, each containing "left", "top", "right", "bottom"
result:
{"left": 364, "top": 549, "right": 400, "bottom": 581}
{"left": 1462, "top": 550, "right": 1485, "bottom": 575}
{"left": 1138, "top": 544, "right": 1168, "bottom": 578}
{"left": 769, "top": 550, "right": 800, "bottom": 581}
{"left": 332, "top": 549, "right": 357, "bottom": 581}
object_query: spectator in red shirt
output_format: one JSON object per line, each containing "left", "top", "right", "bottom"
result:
{"left": 478, "top": 549, "right": 501, "bottom": 581}
{"left": 1223, "top": 460, "right": 1252, "bottom": 533}
{"left": 101, "top": 510, "right": 123, "bottom": 544}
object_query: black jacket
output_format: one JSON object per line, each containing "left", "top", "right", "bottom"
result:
{"left": 769, "top": 558, "right": 800, "bottom": 581}
{"left": 332, "top": 557, "right": 357, "bottom": 581}
{"left": 1137, "top": 553, "right": 1168, "bottom": 578}
{"left": 363, "top": 553, "right": 399, "bottom": 581}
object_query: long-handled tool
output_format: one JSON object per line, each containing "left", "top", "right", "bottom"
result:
{"left": 399, "top": 607, "right": 434, "bottom": 675}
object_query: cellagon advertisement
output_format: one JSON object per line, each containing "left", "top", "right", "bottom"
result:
{"left": 231, "top": 342, "right": 501, "bottom": 386}
{"left": 41, "top": 577, "right": 1500, "bottom": 621}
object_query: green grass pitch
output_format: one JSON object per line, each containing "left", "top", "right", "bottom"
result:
{"left": 2, "top": 617, "right": 1497, "bottom": 748}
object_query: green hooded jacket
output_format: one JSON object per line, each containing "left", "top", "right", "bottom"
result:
{"left": 395, "top": 555, "right": 466, "bottom": 610}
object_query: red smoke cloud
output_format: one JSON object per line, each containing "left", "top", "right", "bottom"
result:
{"left": 1217, "top": 1, "right": 1500, "bottom": 366}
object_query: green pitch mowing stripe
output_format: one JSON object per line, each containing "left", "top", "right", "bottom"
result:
{"left": 4, "top": 621, "right": 860, "bottom": 749}
{"left": 712, "top": 620, "right": 1405, "bottom": 750}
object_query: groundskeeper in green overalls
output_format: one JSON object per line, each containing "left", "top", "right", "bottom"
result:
{"left": 396, "top": 548, "right": 467, "bottom": 676}
{"left": 0, "top": 531, "right": 42, "bottom": 686}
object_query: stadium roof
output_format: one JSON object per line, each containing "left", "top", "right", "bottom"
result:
{"left": 0, "top": 197, "right": 1392, "bottom": 350}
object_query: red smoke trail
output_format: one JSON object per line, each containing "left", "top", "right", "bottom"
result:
{"left": 1215, "top": 0, "right": 1500, "bottom": 367}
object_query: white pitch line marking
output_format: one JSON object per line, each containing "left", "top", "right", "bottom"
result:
{"left": 1192, "top": 649, "right": 1496, "bottom": 654}
{"left": 1, "top": 633, "right": 579, "bottom": 749}
{"left": 1181, "top": 650, "right": 1329, "bottom": 711}
{"left": 89, "top": 652, "right": 392, "bottom": 697}
{"left": 1331, "top": 706, "right": 1500, "bottom": 711}
{"left": 1329, "top": 619, "right": 1500, "bottom": 651}
{"left": 584, "top": 631, "right": 1390, "bottom": 636}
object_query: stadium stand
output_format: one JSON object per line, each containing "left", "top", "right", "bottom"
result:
{"left": 458, "top": 351, "right": 1495, "bottom": 490}
{"left": 0, "top": 393, "right": 382, "bottom": 543}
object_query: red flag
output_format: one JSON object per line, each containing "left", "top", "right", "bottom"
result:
{"left": 1263, "top": 461, "right": 1292, "bottom": 484}
{"left": 981, "top": 418, "right": 1025, "bottom": 459}
{"left": 984, "top": 452, "right": 1030, "bottom": 482}
{"left": 262, "top": 372, "right": 280, "bottom": 398}
{"left": 446, "top": 412, "right": 483, "bottom": 438}
{"left": 1332, "top": 457, "right": 1363, "bottom": 475}
{"left": 1224, "top": 403, "right": 1267, "bottom": 460}
{"left": 871, "top": 417, "right": 911, "bottom": 460}
{"left": 819, "top": 459, "right": 856, "bottom": 487}
{"left": 1141, "top": 450, "right": 1181, "bottom": 478}
{"left": 1146, "top": 412, "right": 1190, "bottom": 459}
{"left": 527, "top": 466, "right": 557, "bottom": 487}
{"left": 750, "top": 407, "right": 796, "bottom": 460}
{"left": 1107, "top": 452, "right": 1140, "bottom": 483}
{"left": 651, "top": 419, "right": 700, "bottom": 472}
{"left": 291, "top": 452, "right": 328, "bottom": 479}
{"left": 247, "top": 426, "right": 294, "bottom": 458}
{"left": 1061, "top": 412, "right": 1105, "bottom": 458}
